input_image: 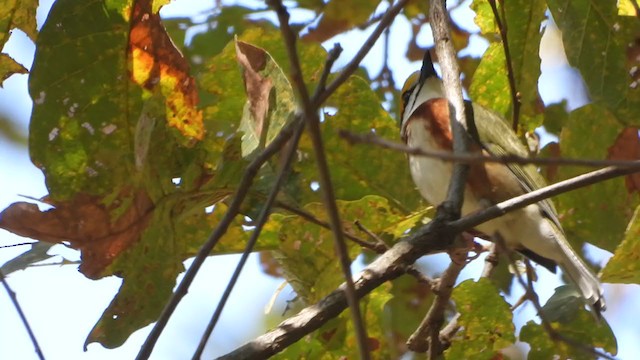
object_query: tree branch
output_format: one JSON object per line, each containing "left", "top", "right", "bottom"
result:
{"left": 430, "top": 0, "right": 470, "bottom": 212}
{"left": 449, "top": 165, "right": 640, "bottom": 232}
{"left": 138, "top": 0, "right": 409, "bottom": 355}
{"left": 218, "top": 164, "right": 639, "bottom": 359}
{"left": 1, "top": 270, "right": 45, "bottom": 360}
{"left": 136, "top": 116, "right": 305, "bottom": 360}
{"left": 407, "top": 259, "right": 465, "bottom": 356}
{"left": 339, "top": 129, "right": 640, "bottom": 168}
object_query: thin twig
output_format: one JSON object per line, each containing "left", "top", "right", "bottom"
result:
{"left": 0, "top": 242, "right": 37, "bottom": 249}
{"left": 136, "top": 117, "right": 304, "bottom": 360}
{"left": 269, "top": 1, "right": 372, "bottom": 357}
{"left": 191, "top": 120, "right": 306, "bottom": 359}
{"left": 407, "top": 258, "right": 466, "bottom": 356}
{"left": 487, "top": 0, "right": 520, "bottom": 131}
{"left": 339, "top": 130, "right": 640, "bottom": 169}
{"left": 315, "top": 0, "right": 410, "bottom": 106}
{"left": 481, "top": 243, "right": 499, "bottom": 278}
{"left": 439, "top": 243, "right": 498, "bottom": 350}
{"left": 1, "top": 270, "right": 45, "bottom": 360}
{"left": 354, "top": 220, "right": 434, "bottom": 286}
{"left": 276, "top": 202, "right": 386, "bottom": 252}
{"left": 218, "top": 160, "right": 636, "bottom": 359}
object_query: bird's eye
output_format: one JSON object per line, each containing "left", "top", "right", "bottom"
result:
{"left": 401, "top": 88, "right": 412, "bottom": 105}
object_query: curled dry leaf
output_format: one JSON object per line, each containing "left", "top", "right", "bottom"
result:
{"left": 0, "top": 191, "right": 154, "bottom": 279}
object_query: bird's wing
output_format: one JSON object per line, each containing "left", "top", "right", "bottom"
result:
{"left": 467, "top": 101, "right": 563, "bottom": 231}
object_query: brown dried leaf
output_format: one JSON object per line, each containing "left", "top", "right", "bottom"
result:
{"left": 235, "top": 40, "right": 273, "bottom": 141}
{"left": 607, "top": 127, "right": 640, "bottom": 193}
{"left": 0, "top": 191, "right": 154, "bottom": 279}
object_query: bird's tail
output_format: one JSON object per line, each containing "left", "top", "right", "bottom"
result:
{"left": 556, "top": 236, "right": 606, "bottom": 316}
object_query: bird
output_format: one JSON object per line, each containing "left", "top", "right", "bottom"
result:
{"left": 399, "top": 50, "right": 605, "bottom": 315}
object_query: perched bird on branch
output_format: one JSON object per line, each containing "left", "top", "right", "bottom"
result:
{"left": 400, "top": 50, "right": 605, "bottom": 315}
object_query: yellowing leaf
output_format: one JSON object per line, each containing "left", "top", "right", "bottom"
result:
{"left": 446, "top": 279, "right": 515, "bottom": 359}
{"left": 601, "top": 205, "right": 640, "bottom": 283}
{"left": 129, "top": 0, "right": 204, "bottom": 140}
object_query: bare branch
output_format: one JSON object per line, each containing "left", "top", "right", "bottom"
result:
{"left": 269, "top": 0, "right": 375, "bottom": 356}
{"left": 487, "top": 0, "right": 520, "bottom": 131}
{"left": 0, "top": 242, "right": 37, "bottom": 249}
{"left": 339, "top": 129, "right": 640, "bottom": 169}
{"left": 407, "top": 259, "right": 466, "bottom": 356}
{"left": 354, "top": 220, "right": 435, "bottom": 286}
{"left": 217, "top": 222, "right": 452, "bottom": 359}
{"left": 218, "top": 162, "right": 638, "bottom": 359}
{"left": 1, "top": 270, "right": 45, "bottom": 360}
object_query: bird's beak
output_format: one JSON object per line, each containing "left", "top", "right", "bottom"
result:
{"left": 419, "top": 50, "right": 438, "bottom": 84}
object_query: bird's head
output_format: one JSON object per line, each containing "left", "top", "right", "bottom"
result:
{"left": 399, "top": 50, "right": 444, "bottom": 139}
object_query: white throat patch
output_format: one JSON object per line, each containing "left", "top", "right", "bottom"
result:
{"left": 401, "top": 77, "right": 445, "bottom": 138}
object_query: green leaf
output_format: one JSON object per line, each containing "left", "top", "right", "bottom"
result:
{"left": 29, "top": 0, "right": 139, "bottom": 200}
{"left": 234, "top": 39, "right": 295, "bottom": 157}
{"left": 385, "top": 275, "right": 434, "bottom": 355}
{"left": 0, "top": 53, "right": 27, "bottom": 86}
{"left": 199, "top": 26, "right": 325, "bottom": 167}
{"left": 548, "top": 0, "right": 640, "bottom": 125}
{"left": 470, "top": 43, "right": 511, "bottom": 120}
{"left": 0, "top": 242, "right": 55, "bottom": 275}
{"left": 470, "top": 0, "right": 546, "bottom": 130}
{"left": 269, "top": 195, "right": 407, "bottom": 303}
{"left": 293, "top": 75, "right": 423, "bottom": 212}
{"left": 521, "top": 288, "right": 617, "bottom": 359}
{"left": 556, "top": 104, "right": 639, "bottom": 251}
{"left": 445, "top": 279, "right": 515, "bottom": 359}
{"left": 601, "top": 204, "right": 640, "bottom": 283}
{"left": 470, "top": 0, "right": 498, "bottom": 39}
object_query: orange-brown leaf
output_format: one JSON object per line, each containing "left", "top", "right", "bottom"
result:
{"left": 128, "top": 0, "right": 204, "bottom": 140}
{"left": 0, "top": 191, "right": 153, "bottom": 279}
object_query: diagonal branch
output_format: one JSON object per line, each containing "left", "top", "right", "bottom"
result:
{"left": 1, "top": 270, "right": 45, "bottom": 360}
{"left": 191, "top": 120, "right": 307, "bottom": 359}
{"left": 218, "top": 148, "right": 640, "bottom": 359}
